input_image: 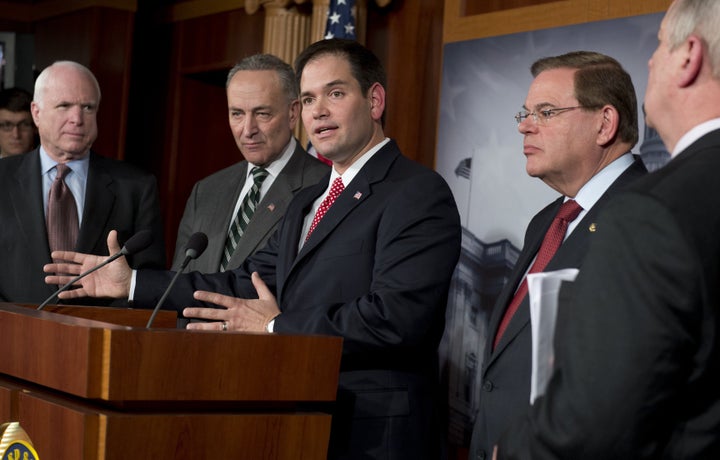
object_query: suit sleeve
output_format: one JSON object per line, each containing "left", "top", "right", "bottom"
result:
{"left": 497, "top": 193, "right": 703, "bottom": 459}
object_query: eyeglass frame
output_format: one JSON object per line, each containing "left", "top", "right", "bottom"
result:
{"left": 0, "top": 120, "right": 35, "bottom": 133}
{"left": 514, "top": 106, "right": 588, "bottom": 124}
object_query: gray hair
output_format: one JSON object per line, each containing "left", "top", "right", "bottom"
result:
{"left": 34, "top": 61, "right": 102, "bottom": 106}
{"left": 665, "top": 0, "right": 720, "bottom": 78}
{"left": 226, "top": 54, "right": 298, "bottom": 103}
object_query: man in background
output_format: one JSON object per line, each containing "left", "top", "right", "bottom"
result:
{"left": 172, "top": 54, "right": 328, "bottom": 274}
{"left": 469, "top": 51, "right": 647, "bottom": 460}
{"left": 0, "top": 60, "right": 165, "bottom": 304}
{"left": 495, "top": 0, "right": 720, "bottom": 457}
{"left": 0, "top": 87, "right": 37, "bottom": 158}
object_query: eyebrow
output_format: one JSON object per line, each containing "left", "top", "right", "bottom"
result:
{"left": 300, "top": 79, "right": 350, "bottom": 97}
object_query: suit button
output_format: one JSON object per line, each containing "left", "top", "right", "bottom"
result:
{"left": 482, "top": 380, "right": 494, "bottom": 392}
{"left": 477, "top": 451, "right": 487, "bottom": 460}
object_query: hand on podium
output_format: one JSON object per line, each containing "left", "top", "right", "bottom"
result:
{"left": 184, "top": 272, "right": 280, "bottom": 333}
{"left": 43, "top": 229, "right": 133, "bottom": 300}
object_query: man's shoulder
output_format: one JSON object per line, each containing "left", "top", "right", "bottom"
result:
{"left": 90, "top": 153, "right": 156, "bottom": 180}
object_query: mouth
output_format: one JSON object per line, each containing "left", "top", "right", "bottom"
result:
{"left": 314, "top": 125, "right": 336, "bottom": 137}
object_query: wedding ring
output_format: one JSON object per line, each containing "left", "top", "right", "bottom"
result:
{"left": 221, "top": 321, "right": 228, "bottom": 332}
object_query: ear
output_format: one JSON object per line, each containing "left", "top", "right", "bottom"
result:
{"left": 597, "top": 105, "right": 619, "bottom": 146}
{"left": 678, "top": 34, "right": 703, "bottom": 87}
{"left": 367, "top": 82, "right": 386, "bottom": 122}
{"left": 30, "top": 101, "right": 41, "bottom": 126}
{"left": 288, "top": 99, "right": 301, "bottom": 129}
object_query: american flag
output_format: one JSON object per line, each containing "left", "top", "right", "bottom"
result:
{"left": 324, "top": 0, "right": 356, "bottom": 40}
{"left": 306, "top": 0, "right": 357, "bottom": 166}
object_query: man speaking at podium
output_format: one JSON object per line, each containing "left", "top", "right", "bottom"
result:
{"left": 44, "top": 40, "right": 462, "bottom": 460}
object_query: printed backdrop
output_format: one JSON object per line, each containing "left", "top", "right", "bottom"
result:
{"left": 434, "top": 12, "right": 668, "bottom": 452}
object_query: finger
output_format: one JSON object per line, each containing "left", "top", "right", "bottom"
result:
{"left": 186, "top": 320, "right": 225, "bottom": 331}
{"left": 49, "top": 250, "right": 85, "bottom": 264}
{"left": 193, "top": 290, "right": 235, "bottom": 308}
{"left": 183, "top": 306, "right": 224, "bottom": 321}
{"left": 107, "top": 230, "right": 122, "bottom": 254}
{"left": 251, "top": 272, "right": 274, "bottom": 301}
{"left": 43, "top": 262, "right": 82, "bottom": 275}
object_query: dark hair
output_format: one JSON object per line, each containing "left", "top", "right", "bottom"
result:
{"left": 0, "top": 87, "right": 32, "bottom": 112}
{"left": 531, "top": 51, "right": 639, "bottom": 148}
{"left": 294, "top": 39, "right": 387, "bottom": 124}
{"left": 226, "top": 54, "right": 298, "bottom": 104}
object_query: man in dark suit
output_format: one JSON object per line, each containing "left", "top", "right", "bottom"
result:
{"left": 0, "top": 60, "right": 164, "bottom": 305}
{"left": 45, "top": 40, "right": 462, "bottom": 459}
{"left": 172, "top": 54, "right": 328, "bottom": 274}
{"left": 468, "top": 51, "right": 647, "bottom": 460}
{"left": 492, "top": 1, "right": 720, "bottom": 458}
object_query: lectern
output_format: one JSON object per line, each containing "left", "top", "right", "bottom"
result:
{"left": 0, "top": 303, "right": 342, "bottom": 459}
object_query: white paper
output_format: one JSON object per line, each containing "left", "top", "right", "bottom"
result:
{"left": 527, "top": 268, "right": 579, "bottom": 403}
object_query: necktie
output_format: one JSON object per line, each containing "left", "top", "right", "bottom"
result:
{"left": 493, "top": 199, "right": 583, "bottom": 349}
{"left": 220, "top": 167, "right": 269, "bottom": 271}
{"left": 305, "top": 177, "right": 344, "bottom": 242}
{"left": 46, "top": 163, "right": 79, "bottom": 253}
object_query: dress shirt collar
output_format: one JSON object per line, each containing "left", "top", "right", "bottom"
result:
{"left": 247, "top": 137, "right": 296, "bottom": 180}
{"left": 39, "top": 146, "right": 90, "bottom": 180}
{"left": 672, "top": 118, "right": 720, "bottom": 158}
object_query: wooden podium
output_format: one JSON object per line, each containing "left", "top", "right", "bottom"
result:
{"left": 0, "top": 303, "right": 342, "bottom": 459}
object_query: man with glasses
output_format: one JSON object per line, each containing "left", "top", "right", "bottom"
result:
{"left": 0, "top": 87, "right": 37, "bottom": 158}
{"left": 495, "top": 1, "right": 720, "bottom": 457}
{"left": 468, "top": 51, "right": 647, "bottom": 460}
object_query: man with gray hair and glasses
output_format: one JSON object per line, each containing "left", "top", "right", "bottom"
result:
{"left": 468, "top": 50, "right": 647, "bottom": 460}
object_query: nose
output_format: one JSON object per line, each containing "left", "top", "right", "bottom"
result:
{"left": 68, "top": 106, "right": 84, "bottom": 124}
{"left": 517, "top": 116, "right": 536, "bottom": 135}
{"left": 311, "top": 97, "right": 329, "bottom": 119}
{"left": 242, "top": 115, "right": 258, "bottom": 137}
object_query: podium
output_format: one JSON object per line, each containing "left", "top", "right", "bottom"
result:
{"left": 0, "top": 303, "right": 342, "bottom": 459}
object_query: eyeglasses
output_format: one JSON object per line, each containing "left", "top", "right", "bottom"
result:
{"left": 0, "top": 121, "right": 34, "bottom": 132}
{"left": 514, "top": 106, "right": 584, "bottom": 124}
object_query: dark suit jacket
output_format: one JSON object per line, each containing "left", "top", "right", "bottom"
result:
{"left": 171, "top": 141, "right": 328, "bottom": 272}
{"left": 0, "top": 149, "right": 166, "bottom": 304}
{"left": 469, "top": 156, "right": 647, "bottom": 460}
{"left": 135, "top": 140, "right": 462, "bottom": 459}
{"left": 497, "top": 130, "right": 720, "bottom": 459}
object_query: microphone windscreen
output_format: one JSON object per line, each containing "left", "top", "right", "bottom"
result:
{"left": 123, "top": 229, "right": 154, "bottom": 255}
{"left": 185, "top": 232, "right": 209, "bottom": 260}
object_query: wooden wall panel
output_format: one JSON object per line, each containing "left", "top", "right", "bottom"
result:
{"left": 443, "top": 0, "right": 672, "bottom": 43}
{"left": 367, "top": 0, "right": 444, "bottom": 169}
{"left": 33, "top": 7, "right": 135, "bottom": 160}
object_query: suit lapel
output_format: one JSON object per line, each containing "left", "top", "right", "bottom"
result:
{"left": 76, "top": 154, "right": 114, "bottom": 253}
{"left": 288, "top": 141, "right": 399, "bottom": 280}
{"left": 9, "top": 151, "right": 52, "bottom": 258}
{"left": 485, "top": 198, "right": 562, "bottom": 363}
{"left": 208, "top": 162, "right": 249, "bottom": 269}
{"left": 229, "top": 145, "right": 309, "bottom": 267}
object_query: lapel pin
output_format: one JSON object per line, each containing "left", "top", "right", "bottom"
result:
{"left": 267, "top": 203, "right": 275, "bottom": 212}
{"left": 353, "top": 191, "right": 362, "bottom": 200}
{"left": 589, "top": 223, "right": 597, "bottom": 232}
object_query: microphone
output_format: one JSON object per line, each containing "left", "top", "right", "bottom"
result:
{"left": 37, "top": 230, "right": 154, "bottom": 311}
{"left": 145, "top": 232, "right": 208, "bottom": 328}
